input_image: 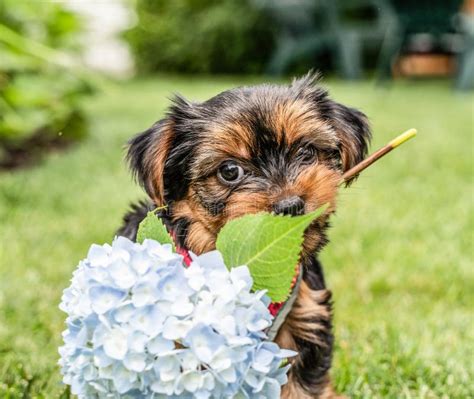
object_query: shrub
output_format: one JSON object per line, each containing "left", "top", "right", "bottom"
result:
{"left": 0, "top": 0, "right": 93, "bottom": 168}
{"left": 126, "top": 0, "right": 276, "bottom": 74}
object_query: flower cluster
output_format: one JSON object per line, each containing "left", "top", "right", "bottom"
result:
{"left": 59, "top": 236, "right": 296, "bottom": 398}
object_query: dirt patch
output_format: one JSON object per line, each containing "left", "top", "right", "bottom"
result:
{"left": 0, "top": 111, "right": 88, "bottom": 171}
{"left": 0, "top": 131, "right": 76, "bottom": 171}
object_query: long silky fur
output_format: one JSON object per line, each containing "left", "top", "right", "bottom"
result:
{"left": 118, "top": 72, "right": 371, "bottom": 398}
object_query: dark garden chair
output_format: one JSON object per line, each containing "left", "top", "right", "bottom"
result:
{"left": 456, "top": 3, "right": 474, "bottom": 90}
{"left": 376, "top": 0, "right": 466, "bottom": 82}
{"left": 255, "top": 0, "right": 397, "bottom": 79}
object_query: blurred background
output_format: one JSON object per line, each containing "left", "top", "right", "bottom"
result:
{"left": 0, "top": 0, "right": 473, "bottom": 397}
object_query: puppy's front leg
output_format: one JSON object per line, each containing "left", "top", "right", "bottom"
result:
{"left": 276, "top": 280, "right": 338, "bottom": 399}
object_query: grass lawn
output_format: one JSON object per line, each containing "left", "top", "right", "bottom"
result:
{"left": 0, "top": 75, "right": 472, "bottom": 398}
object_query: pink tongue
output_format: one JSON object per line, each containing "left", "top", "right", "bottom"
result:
{"left": 176, "top": 245, "right": 299, "bottom": 317}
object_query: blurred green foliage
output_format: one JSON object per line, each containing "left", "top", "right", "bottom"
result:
{"left": 0, "top": 1, "right": 93, "bottom": 167}
{"left": 126, "top": 0, "right": 276, "bottom": 74}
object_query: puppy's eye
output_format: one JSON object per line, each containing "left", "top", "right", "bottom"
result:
{"left": 324, "top": 148, "right": 342, "bottom": 169}
{"left": 296, "top": 145, "right": 318, "bottom": 164}
{"left": 217, "top": 161, "right": 245, "bottom": 184}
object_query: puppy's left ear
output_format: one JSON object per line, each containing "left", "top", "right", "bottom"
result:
{"left": 292, "top": 72, "right": 371, "bottom": 181}
{"left": 331, "top": 103, "right": 371, "bottom": 183}
{"left": 127, "top": 118, "right": 175, "bottom": 206}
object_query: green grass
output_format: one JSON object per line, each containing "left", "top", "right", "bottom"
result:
{"left": 0, "top": 75, "right": 472, "bottom": 398}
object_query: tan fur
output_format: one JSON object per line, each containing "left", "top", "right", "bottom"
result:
{"left": 171, "top": 193, "right": 221, "bottom": 254}
{"left": 339, "top": 136, "right": 360, "bottom": 173}
{"left": 186, "top": 222, "right": 216, "bottom": 254}
{"left": 273, "top": 100, "right": 313, "bottom": 143}
{"left": 282, "top": 373, "right": 318, "bottom": 399}
{"left": 224, "top": 191, "right": 271, "bottom": 218}
{"left": 273, "top": 100, "right": 338, "bottom": 148}
{"left": 274, "top": 323, "right": 297, "bottom": 352}
{"left": 281, "top": 369, "right": 343, "bottom": 398}
{"left": 149, "top": 121, "right": 176, "bottom": 206}
{"left": 281, "top": 374, "right": 336, "bottom": 399}
{"left": 276, "top": 283, "right": 337, "bottom": 398}
{"left": 196, "top": 121, "right": 254, "bottom": 167}
{"left": 292, "top": 164, "right": 340, "bottom": 213}
{"left": 293, "top": 163, "right": 340, "bottom": 256}
{"left": 284, "top": 282, "right": 331, "bottom": 344}
{"left": 275, "top": 282, "right": 331, "bottom": 350}
{"left": 335, "top": 112, "right": 369, "bottom": 173}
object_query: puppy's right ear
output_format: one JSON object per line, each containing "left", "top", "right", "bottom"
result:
{"left": 127, "top": 119, "right": 175, "bottom": 206}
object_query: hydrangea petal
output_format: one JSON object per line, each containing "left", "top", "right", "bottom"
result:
{"left": 87, "top": 244, "right": 110, "bottom": 267}
{"left": 89, "top": 286, "right": 126, "bottom": 315}
{"left": 129, "top": 331, "right": 148, "bottom": 353}
{"left": 108, "top": 260, "right": 136, "bottom": 289}
{"left": 112, "top": 364, "right": 137, "bottom": 394}
{"left": 124, "top": 352, "right": 147, "bottom": 372}
{"left": 130, "top": 251, "right": 151, "bottom": 275}
{"left": 170, "top": 297, "right": 194, "bottom": 317}
{"left": 154, "top": 355, "right": 181, "bottom": 382}
{"left": 131, "top": 305, "right": 165, "bottom": 336}
{"left": 103, "top": 328, "right": 128, "bottom": 360}
{"left": 93, "top": 347, "right": 113, "bottom": 368}
{"left": 230, "top": 266, "right": 253, "bottom": 292}
{"left": 148, "top": 335, "right": 175, "bottom": 355}
{"left": 179, "top": 370, "right": 204, "bottom": 392}
{"left": 162, "top": 317, "right": 192, "bottom": 340}
{"left": 132, "top": 281, "right": 159, "bottom": 307}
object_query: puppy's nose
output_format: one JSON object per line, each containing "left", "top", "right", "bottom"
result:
{"left": 273, "top": 196, "right": 305, "bottom": 216}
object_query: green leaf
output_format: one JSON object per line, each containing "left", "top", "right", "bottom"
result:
{"left": 216, "top": 206, "right": 327, "bottom": 302}
{"left": 136, "top": 211, "right": 175, "bottom": 251}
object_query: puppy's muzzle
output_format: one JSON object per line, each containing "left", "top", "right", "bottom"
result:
{"left": 273, "top": 196, "right": 305, "bottom": 216}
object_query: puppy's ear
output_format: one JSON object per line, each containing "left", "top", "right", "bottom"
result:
{"left": 331, "top": 103, "right": 371, "bottom": 183}
{"left": 127, "top": 119, "right": 175, "bottom": 206}
{"left": 292, "top": 72, "right": 371, "bottom": 182}
{"left": 127, "top": 95, "right": 198, "bottom": 205}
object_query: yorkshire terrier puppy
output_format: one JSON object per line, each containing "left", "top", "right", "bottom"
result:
{"left": 118, "top": 72, "right": 371, "bottom": 398}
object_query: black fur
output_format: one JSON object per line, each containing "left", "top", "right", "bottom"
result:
{"left": 297, "top": 257, "right": 334, "bottom": 396}
{"left": 126, "top": 124, "right": 160, "bottom": 199}
{"left": 116, "top": 200, "right": 154, "bottom": 241}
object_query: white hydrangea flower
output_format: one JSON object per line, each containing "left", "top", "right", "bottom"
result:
{"left": 59, "top": 236, "right": 296, "bottom": 398}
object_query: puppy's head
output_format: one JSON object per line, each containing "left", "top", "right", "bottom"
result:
{"left": 128, "top": 73, "right": 371, "bottom": 256}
